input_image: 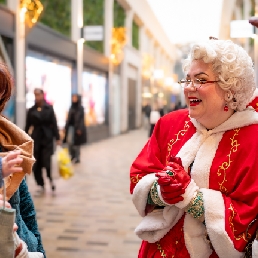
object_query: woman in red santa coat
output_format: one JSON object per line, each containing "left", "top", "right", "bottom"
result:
{"left": 130, "top": 38, "right": 258, "bottom": 258}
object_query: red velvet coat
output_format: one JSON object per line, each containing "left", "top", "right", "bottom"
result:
{"left": 130, "top": 108, "right": 258, "bottom": 258}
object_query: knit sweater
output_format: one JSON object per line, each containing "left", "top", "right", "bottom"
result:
{"left": 9, "top": 179, "right": 46, "bottom": 258}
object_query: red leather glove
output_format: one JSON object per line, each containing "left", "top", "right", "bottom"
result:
{"left": 155, "top": 157, "right": 191, "bottom": 205}
{"left": 156, "top": 176, "right": 185, "bottom": 204}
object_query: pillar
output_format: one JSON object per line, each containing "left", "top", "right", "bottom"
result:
{"left": 120, "top": 9, "right": 134, "bottom": 132}
{"left": 7, "top": 0, "right": 26, "bottom": 129}
{"left": 71, "top": 0, "right": 84, "bottom": 94}
{"left": 104, "top": 0, "right": 114, "bottom": 134}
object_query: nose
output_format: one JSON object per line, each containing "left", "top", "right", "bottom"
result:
{"left": 184, "top": 82, "right": 197, "bottom": 92}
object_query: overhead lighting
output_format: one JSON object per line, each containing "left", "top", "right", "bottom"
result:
{"left": 153, "top": 69, "right": 164, "bottom": 79}
{"left": 142, "top": 92, "right": 152, "bottom": 98}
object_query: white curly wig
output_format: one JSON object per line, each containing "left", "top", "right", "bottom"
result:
{"left": 183, "top": 40, "right": 255, "bottom": 111}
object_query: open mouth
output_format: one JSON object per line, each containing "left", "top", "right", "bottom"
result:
{"left": 189, "top": 97, "right": 202, "bottom": 106}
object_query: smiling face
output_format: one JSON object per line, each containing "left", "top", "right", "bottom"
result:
{"left": 184, "top": 60, "right": 234, "bottom": 129}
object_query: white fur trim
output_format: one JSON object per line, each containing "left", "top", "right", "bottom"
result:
{"left": 252, "top": 240, "right": 258, "bottom": 257}
{"left": 132, "top": 173, "right": 157, "bottom": 217}
{"left": 175, "top": 180, "right": 199, "bottom": 209}
{"left": 176, "top": 131, "right": 205, "bottom": 172}
{"left": 135, "top": 206, "right": 184, "bottom": 243}
{"left": 177, "top": 130, "right": 223, "bottom": 188}
{"left": 184, "top": 214, "right": 212, "bottom": 258}
{"left": 200, "top": 188, "right": 244, "bottom": 258}
{"left": 191, "top": 132, "right": 223, "bottom": 188}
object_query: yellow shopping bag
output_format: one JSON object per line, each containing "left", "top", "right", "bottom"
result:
{"left": 57, "top": 147, "right": 74, "bottom": 179}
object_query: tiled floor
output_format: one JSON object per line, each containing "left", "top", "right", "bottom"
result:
{"left": 26, "top": 129, "right": 149, "bottom": 258}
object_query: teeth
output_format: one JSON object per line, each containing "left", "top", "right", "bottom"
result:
{"left": 190, "top": 99, "right": 201, "bottom": 102}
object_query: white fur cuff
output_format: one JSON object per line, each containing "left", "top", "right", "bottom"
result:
{"left": 132, "top": 173, "right": 157, "bottom": 217}
{"left": 135, "top": 206, "right": 184, "bottom": 243}
{"left": 175, "top": 180, "right": 199, "bottom": 209}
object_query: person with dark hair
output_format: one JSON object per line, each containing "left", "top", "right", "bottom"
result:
{"left": 25, "top": 88, "right": 60, "bottom": 193}
{"left": 63, "top": 94, "right": 87, "bottom": 163}
{"left": 0, "top": 62, "right": 45, "bottom": 257}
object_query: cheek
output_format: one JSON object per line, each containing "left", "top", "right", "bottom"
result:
{"left": 201, "top": 90, "right": 224, "bottom": 109}
{"left": 184, "top": 89, "right": 189, "bottom": 101}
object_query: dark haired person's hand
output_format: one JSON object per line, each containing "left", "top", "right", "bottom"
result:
{"left": 2, "top": 150, "right": 23, "bottom": 178}
{"left": 249, "top": 17, "right": 258, "bottom": 28}
{"left": 0, "top": 193, "right": 11, "bottom": 208}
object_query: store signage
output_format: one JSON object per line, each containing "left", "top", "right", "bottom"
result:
{"left": 230, "top": 20, "right": 255, "bottom": 38}
{"left": 82, "top": 26, "right": 104, "bottom": 41}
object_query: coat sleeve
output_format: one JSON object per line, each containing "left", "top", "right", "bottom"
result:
{"left": 25, "top": 109, "right": 32, "bottom": 134}
{"left": 50, "top": 106, "right": 60, "bottom": 140}
{"left": 18, "top": 180, "right": 46, "bottom": 257}
{"left": 79, "top": 106, "right": 85, "bottom": 131}
{"left": 130, "top": 119, "right": 165, "bottom": 194}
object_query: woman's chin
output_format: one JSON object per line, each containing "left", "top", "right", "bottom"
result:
{"left": 188, "top": 108, "right": 199, "bottom": 118}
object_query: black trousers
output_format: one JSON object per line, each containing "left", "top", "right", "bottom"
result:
{"left": 69, "top": 144, "right": 81, "bottom": 161}
{"left": 149, "top": 124, "right": 155, "bottom": 137}
{"left": 33, "top": 145, "right": 52, "bottom": 187}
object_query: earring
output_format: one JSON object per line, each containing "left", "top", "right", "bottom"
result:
{"left": 224, "top": 103, "right": 229, "bottom": 112}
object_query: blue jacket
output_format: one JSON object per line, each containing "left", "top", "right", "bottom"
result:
{"left": 9, "top": 179, "right": 46, "bottom": 257}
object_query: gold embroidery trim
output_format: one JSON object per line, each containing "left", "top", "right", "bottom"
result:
{"left": 217, "top": 129, "right": 240, "bottom": 194}
{"left": 157, "top": 242, "right": 166, "bottom": 257}
{"left": 130, "top": 174, "right": 142, "bottom": 184}
{"left": 166, "top": 119, "right": 190, "bottom": 165}
{"left": 229, "top": 204, "right": 250, "bottom": 242}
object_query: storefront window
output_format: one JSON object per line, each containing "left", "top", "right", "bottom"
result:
{"left": 25, "top": 55, "right": 72, "bottom": 128}
{"left": 82, "top": 70, "right": 106, "bottom": 126}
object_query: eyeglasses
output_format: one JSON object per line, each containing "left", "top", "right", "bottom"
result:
{"left": 178, "top": 79, "right": 219, "bottom": 89}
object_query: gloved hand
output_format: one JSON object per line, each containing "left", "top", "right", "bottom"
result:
{"left": 155, "top": 156, "right": 191, "bottom": 205}
{"left": 156, "top": 176, "right": 185, "bottom": 205}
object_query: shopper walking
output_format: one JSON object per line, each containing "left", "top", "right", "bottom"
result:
{"left": 63, "top": 94, "right": 87, "bottom": 163}
{"left": 25, "top": 88, "right": 60, "bottom": 193}
{"left": 149, "top": 103, "right": 160, "bottom": 137}
{"left": 142, "top": 101, "right": 151, "bottom": 129}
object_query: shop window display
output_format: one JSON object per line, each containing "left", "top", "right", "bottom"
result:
{"left": 25, "top": 56, "right": 72, "bottom": 128}
{"left": 82, "top": 71, "right": 106, "bottom": 126}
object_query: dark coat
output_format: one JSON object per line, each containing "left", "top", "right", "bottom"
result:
{"left": 25, "top": 102, "right": 60, "bottom": 156}
{"left": 9, "top": 179, "right": 46, "bottom": 257}
{"left": 64, "top": 104, "right": 87, "bottom": 146}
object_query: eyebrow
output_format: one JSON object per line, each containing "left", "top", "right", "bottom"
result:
{"left": 186, "top": 72, "right": 209, "bottom": 77}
